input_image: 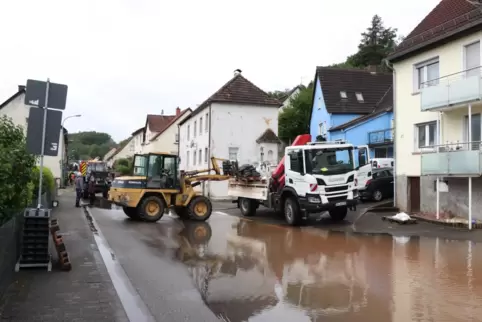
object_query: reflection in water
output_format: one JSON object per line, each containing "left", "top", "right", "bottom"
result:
{"left": 172, "top": 218, "right": 482, "bottom": 322}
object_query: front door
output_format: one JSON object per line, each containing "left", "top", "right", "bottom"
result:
{"left": 285, "top": 149, "right": 307, "bottom": 196}
{"left": 409, "top": 177, "right": 420, "bottom": 213}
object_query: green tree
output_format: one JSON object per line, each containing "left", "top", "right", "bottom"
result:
{"left": 278, "top": 84, "right": 313, "bottom": 143}
{"left": 0, "top": 116, "right": 36, "bottom": 224}
{"left": 267, "top": 89, "right": 291, "bottom": 99}
{"left": 68, "top": 131, "right": 118, "bottom": 160}
{"left": 330, "top": 15, "right": 399, "bottom": 71}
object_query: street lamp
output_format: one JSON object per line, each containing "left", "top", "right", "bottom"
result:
{"left": 61, "top": 114, "right": 81, "bottom": 187}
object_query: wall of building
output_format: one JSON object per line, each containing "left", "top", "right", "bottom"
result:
{"left": 393, "top": 30, "right": 482, "bottom": 213}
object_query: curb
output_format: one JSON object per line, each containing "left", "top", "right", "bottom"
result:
{"left": 411, "top": 215, "right": 482, "bottom": 230}
{"left": 367, "top": 207, "right": 399, "bottom": 213}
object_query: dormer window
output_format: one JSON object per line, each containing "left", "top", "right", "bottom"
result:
{"left": 355, "top": 92, "right": 364, "bottom": 102}
{"left": 340, "top": 91, "right": 347, "bottom": 99}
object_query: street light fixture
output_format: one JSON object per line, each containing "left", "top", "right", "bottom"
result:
{"left": 60, "top": 114, "right": 82, "bottom": 187}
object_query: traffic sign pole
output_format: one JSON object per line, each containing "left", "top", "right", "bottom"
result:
{"left": 37, "top": 79, "right": 50, "bottom": 209}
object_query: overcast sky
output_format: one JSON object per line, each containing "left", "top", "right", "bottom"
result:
{"left": 0, "top": 0, "right": 440, "bottom": 142}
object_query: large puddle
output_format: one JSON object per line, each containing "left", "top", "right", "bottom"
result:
{"left": 168, "top": 217, "right": 482, "bottom": 322}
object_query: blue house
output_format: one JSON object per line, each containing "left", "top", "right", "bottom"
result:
{"left": 309, "top": 67, "right": 394, "bottom": 158}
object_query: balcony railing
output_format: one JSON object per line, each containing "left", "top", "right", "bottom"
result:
{"left": 420, "top": 141, "right": 482, "bottom": 176}
{"left": 368, "top": 128, "right": 393, "bottom": 145}
{"left": 420, "top": 67, "right": 482, "bottom": 111}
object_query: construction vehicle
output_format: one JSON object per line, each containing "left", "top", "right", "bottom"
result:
{"left": 227, "top": 134, "right": 369, "bottom": 226}
{"left": 81, "top": 159, "right": 111, "bottom": 199}
{"left": 107, "top": 152, "right": 230, "bottom": 222}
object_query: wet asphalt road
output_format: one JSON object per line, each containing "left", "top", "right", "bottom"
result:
{"left": 87, "top": 199, "right": 482, "bottom": 322}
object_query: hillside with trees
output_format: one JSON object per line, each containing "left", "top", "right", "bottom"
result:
{"left": 68, "top": 131, "right": 117, "bottom": 161}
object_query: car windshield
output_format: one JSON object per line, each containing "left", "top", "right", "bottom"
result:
{"left": 305, "top": 147, "right": 354, "bottom": 175}
{"left": 90, "top": 162, "right": 107, "bottom": 172}
{"left": 133, "top": 155, "right": 147, "bottom": 176}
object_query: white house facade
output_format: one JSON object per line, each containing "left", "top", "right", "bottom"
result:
{"left": 144, "top": 107, "right": 191, "bottom": 155}
{"left": 389, "top": 0, "right": 482, "bottom": 222}
{"left": 279, "top": 86, "right": 302, "bottom": 112}
{"left": 179, "top": 71, "right": 281, "bottom": 200}
{"left": 0, "top": 85, "right": 68, "bottom": 179}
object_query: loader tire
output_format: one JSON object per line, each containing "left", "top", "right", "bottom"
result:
{"left": 188, "top": 196, "right": 213, "bottom": 221}
{"left": 139, "top": 196, "right": 165, "bottom": 222}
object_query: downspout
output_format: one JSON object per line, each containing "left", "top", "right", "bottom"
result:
{"left": 207, "top": 105, "right": 212, "bottom": 198}
{"left": 384, "top": 59, "right": 396, "bottom": 208}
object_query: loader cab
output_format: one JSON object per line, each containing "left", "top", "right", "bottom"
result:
{"left": 132, "top": 152, "right": 179, "bottom": 190}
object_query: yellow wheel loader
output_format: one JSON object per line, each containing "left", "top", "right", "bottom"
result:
{"left": 107, "top": 152, "right": 230, "bottom": 222}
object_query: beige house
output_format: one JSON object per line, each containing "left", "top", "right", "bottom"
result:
{"left": 388, "top": 0, "right": 482, "bottom": 224}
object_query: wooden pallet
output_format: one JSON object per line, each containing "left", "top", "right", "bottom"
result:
{"left": 382, "top": 216, "right": 417, "bottom": 225}
{"left": 49, "top": 219, "right": 72, "bottom": 271}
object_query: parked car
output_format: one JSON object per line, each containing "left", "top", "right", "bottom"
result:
{"left": 359, "top": 167, "right": 394, "bottom": 201}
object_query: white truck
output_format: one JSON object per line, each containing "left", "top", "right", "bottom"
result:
{"left": 228, "top": 137, "right": 369, "bottom": 226}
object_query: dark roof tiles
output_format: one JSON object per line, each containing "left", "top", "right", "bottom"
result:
{"left": 256, "top": 128, "right": 281, "bottom": 144}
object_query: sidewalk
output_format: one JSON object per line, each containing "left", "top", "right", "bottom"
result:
{"left": 0, "top": 189, "right": 128, "bottom": 322}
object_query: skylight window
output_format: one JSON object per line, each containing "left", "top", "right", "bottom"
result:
{"left": 340, "top": 91, "right": 347, "bottom": 99}
{"left": 355, "top": 92, "right": 364, "bottom": 102}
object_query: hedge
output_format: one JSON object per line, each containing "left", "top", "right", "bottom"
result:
{"left": 31, "top": 166, "right": 55, "bottom": 198}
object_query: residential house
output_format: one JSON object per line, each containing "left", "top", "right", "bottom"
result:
{"left": 388, "top": 0, "right": 482, "bottom": 220}
{"left": 144, "top": 107, "right": 191, "bottom": 155}
{"left": 278, "top": 85, "right": 303, "bottom": 112}
{"left": 309, "top": 67, "right": 393, "bottom": 158}
{"left": 131, "top": 127, "right": 144, "bottom": 155}
{"left": 0, "top": 85, "right": 68, "bottom": 179}
{"left": 102, "top": 147, "right": 117, "bottom": 168}
{"left": 141, "top": 113, "right": 175, "bottom": 151}
{"left": 178, "top": 70, "right": 282, "bottom": 199}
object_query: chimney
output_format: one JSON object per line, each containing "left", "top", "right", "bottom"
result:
{"left": 367, "top": 65, "right": 378, "bottom": 73}
{"left": 234, "top": 69, "right": 242, "bottom": 76}
{"left": 18, "top": 85, "right": 25, "bottom": 92}
{"left": 176, "top": 107, "right": 180, "bottom": 116}
{"left": 161, "top": 109, "right": 164, "bottom": 115}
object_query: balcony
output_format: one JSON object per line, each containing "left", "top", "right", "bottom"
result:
{"left": 368, "top": 128, "right": 393, "bottom": 146}
{"left": 421, "top": 68, "right": 482, "bottom": 111}
{"left": 421, "top": 142, "right": 482, "bottom": 177}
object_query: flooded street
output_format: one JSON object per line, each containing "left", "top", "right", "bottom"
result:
{"left": 89, "top": 202, "right": 482, "bottom": 322}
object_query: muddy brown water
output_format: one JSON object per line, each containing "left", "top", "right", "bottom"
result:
{"left": 94, "top": 199, "right": 482, "bottom": 321}
{"left": 170, "top": 217, "right": 482, "bottom": 322}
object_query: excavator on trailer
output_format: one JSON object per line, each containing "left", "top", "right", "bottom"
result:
{"left": 107, "top": 152, "right": 230, "bottom": 222}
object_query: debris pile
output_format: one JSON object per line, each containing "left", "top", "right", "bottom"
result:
{"left": 222, "top": 161, "right": 261, "bottom": 181}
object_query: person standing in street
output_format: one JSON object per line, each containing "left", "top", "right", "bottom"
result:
{"left": 74, "top": 174, "right": 84, "bottom": 207}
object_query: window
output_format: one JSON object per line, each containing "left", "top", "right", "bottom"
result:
{"left": 175, "top": 133, "right": 179, "bottom": 143}
{"left": 318, "top": 123, "right": 324, "bottom": 135}
{"left": 187, "top": 125, "right": 190, "bottom": 140}
{"left": 340, "top": 91, "right": 347, "bottom": 99}
{"left": 204, "top": 148, "right": 208, "bottom": 162}
{"left": 229, "top": 147, "right": 239, "bottom": 161}
{"left": 415, "top": 122, "right": 437, "bottom": 149}
{"left": 199, "top": 149, "right": 202, "bottom": 164}
{"left": 194, "top": 121, "right": 197, "bottom": 137}
{"left": 268, "top": 150, "right": 273, "bottom": 161}
{"left": 199, "top": 117, "right": 203, "bottom": 134}
{"left": 465, "top": 41, "right": 480, "bottom": 78}
{"left": 355, "top": 92, "right": 364, "bottom": 102}
{"left": 193, "top": 150, "right": 197, "bottom": 165}
{"left": 415, "top": 58, "right": 439, "bottom": 90}
{"left": 288, "top": 150, "right": 303, "bottom": 173}
{"left": 464, "top": 113, "right": 481, "bottom": 150}
{"left": 205, "top": 113, "right": 209, "bottom": 132}
{"left": 186, "top": 151, "right": 190, "bottom": 166}
{"left": 373, "top": 170, "right": 387, "bottom": 180}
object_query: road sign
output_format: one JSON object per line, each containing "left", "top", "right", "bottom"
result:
{"left": 26, "top": 107, "right": 63, "bottom": 156}
{"left": 24, "top": 79, "right": 68, "bottom": 110}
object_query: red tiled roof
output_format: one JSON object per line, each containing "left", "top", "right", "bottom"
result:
{"left": 146, "top": 114, "right": 176, "bottom": 132}
{"left": 150, "top": 108, "right": 192, "bottom": 141}
{"left": 389, "top": 0, "right": 482, "bottom": 61}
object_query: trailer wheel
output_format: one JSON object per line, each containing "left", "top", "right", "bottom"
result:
{"left": 239, "top": 198, "right": 256, "bottom": 217}
{"left": 123, "top": 207, "right": 141, "bottom": 220}
{"left": 284, "top": 197, "right": 301, "bottom": 226}
{"left": 188, "top": 196, "right": 213, "bottom": 221}
{"left": 329, "top": 206, "right": 348, "bottom": 221}
{"left": 139, "top": 196, "right": 165, "bottom": 222}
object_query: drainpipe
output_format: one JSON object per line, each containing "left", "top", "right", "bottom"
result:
{"left": 384, "top": 59, "right": 396, "bottom": 208}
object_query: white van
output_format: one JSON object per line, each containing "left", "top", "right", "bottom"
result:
{"left": 357, "top": 158, "right": 394, "bottom": 189}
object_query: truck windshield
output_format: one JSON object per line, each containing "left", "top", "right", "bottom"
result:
{"left": 133, "top": 155, "right": 147, "bottom": 176}
{"left": 305, "top": 148, "right": 354, "bottom": 175}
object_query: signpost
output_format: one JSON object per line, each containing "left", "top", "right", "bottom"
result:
{"left": 17, "top": 79, "right": 68, "bottom": 272}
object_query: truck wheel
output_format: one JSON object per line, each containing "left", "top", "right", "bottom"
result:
{"left": 239, "top": 198, "right": 256, "bottom": 217}
{"left": 188, "top": 196, "right": 213, "bottom": 221}
{"left": 174, "top": 206, "right": 190, "bottom": 220}
{"left": 284, "top": 197, "right": 301, "bottom": 226}
{"left": 123, "top": 207, "right": 140, "bottom": 220}
{"left": 139, "top": 196, "right": 165, "bottom": 222}
{"left": 329, "top": 207, "right": 348, "bottom": 221}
